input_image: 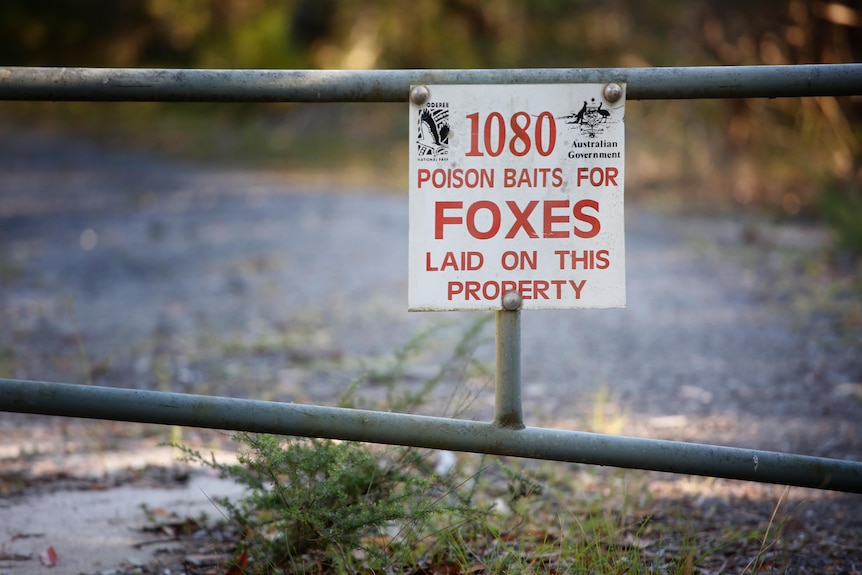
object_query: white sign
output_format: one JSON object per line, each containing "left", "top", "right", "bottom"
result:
{"left": 408, "top": 84, "right": 626, "bottom": 311}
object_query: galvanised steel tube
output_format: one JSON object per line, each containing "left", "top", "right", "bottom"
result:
{"left": 2, "top": 378, "right": 860, "bottom": 494}
{"left": 1, "top": 64, "right": 861, "bottom": 102}
{"left": 494, "top": 306, "right": 523, "bottom": 429}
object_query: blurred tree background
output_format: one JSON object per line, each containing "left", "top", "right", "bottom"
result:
{"left": 2, "top": 0, "right": 861, "bottom": 234}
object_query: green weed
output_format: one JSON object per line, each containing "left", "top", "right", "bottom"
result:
{"left": 178, "top": 435, "right": 487, "bottom": 574}
{"left": 351, "top": 313, "right": 494, "bottom": 415}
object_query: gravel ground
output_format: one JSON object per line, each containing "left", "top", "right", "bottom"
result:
{"left": 1, "top": 127, "right": 861, "bottom": 573}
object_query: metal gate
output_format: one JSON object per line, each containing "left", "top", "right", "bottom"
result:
{"left": 1, "top": 64, "right": 861, "bottom": 494}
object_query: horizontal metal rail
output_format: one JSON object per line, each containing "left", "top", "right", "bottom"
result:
{"left": 1, "top": 64, "right": 861, "bottom": 102}
{"left": 1, "top": 378, "right": 860, "bottom": 493}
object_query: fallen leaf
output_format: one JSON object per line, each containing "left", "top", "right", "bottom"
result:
{"left": 432, "top": 561, "right": 462, "bottom": 575}
{"left": 151, "top": 507, "right": 172, "bottom": 518}
{"left": 11, "top": 532, "right": 44, "bottom": 541}
{"left": 223, "top": 551, "right": 248, "bottom": 575}
{"left": 39, "top": 546, "right": 58, "bottom": 567}
{"left": 0, "top": 552, "right": 32, "bottom": 561}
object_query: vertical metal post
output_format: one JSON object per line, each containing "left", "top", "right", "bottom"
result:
{"left": 495, "top": 291, "right": 524, "bottom": 429}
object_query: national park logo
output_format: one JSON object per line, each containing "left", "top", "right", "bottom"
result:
{"left": 416, "top": 102, "right": 450, "bottom": 160}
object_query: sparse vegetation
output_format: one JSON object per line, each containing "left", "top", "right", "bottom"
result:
{"left": 168, "top": 321, "right": 804, "bottom": 575}
{"left": 176, "top": 432, "right": 802, "bottom": 574}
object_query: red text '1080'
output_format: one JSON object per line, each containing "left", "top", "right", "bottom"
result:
{"left": 465, "top": 111, "right": 557, "bottom": 157}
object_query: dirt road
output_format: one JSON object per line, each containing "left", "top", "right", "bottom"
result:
{"left": 1, "top": 128, "right": 860, "bottom": 573}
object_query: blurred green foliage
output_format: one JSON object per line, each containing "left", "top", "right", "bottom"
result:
{"left": 3, "top": 1, "right": 858, "bottom": 71}
{"left": 2, "top": 0, "right": 861, "bottom": 222}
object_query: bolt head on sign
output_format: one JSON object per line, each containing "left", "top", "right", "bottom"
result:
{"left": 408, "top": 84, "right": 626, "bottom": 311}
